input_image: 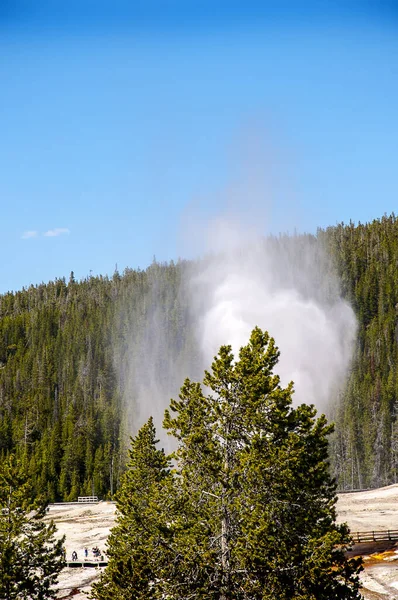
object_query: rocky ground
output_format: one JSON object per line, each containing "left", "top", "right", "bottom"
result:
{"left": 46, "top": 485, "right": 398, "bottom": 599}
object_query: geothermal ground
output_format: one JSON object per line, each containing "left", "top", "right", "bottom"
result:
{"left": 46, "top": 485, "right": 398, "bottom": 599}
{"left": 45, "top": 502, "right": 116, "bottom": 600}
{"left": 336, "top": 485, "right": 398, "bottom": 599}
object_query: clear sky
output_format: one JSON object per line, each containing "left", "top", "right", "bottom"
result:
{"left": 1, "top": 1, "right": 397, "bottom": 294}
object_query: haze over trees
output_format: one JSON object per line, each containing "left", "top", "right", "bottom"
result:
{"left": 0, "top": 263, "right": 193, "bottom": 501}
{"left": 92, "top": 328, "right": 363, "bottom": 600}
{"left": 0, "top": 214, "right": 398, "bottom": 498}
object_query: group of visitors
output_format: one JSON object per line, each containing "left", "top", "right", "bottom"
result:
{"left": 68, "top": 547, "right": 104, "bottom": 561}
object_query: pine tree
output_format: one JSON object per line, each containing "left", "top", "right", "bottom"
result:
{"left": 91, "top": 417, "right": 173, "bottom": 600}
{"left": 94, "top": 328, "right": 363, "bottom": 600}
{"left": 0, "top": 454, "right": 65, "bottom": 600}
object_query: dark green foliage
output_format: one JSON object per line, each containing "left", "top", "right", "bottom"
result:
{"left": 321, "top": 215, "right": 398, "bottom": 489}
{"left": 2, "top": 215, "right": 398, "bottom": 497}
{"left": 0, "top": 262, "right": 193, "bottom": 501}
{"left": 0, "top": 455, "right": 65, "bottom": 599}
{"left": 93, "top": 328, "right": 363, "bottom": 600}
{"left": 90, "top": 417, "right": 173, "bottom": 600}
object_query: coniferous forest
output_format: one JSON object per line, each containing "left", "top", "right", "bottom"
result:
{"left": 1, "top": 214, "right": 398, "bottom": 499}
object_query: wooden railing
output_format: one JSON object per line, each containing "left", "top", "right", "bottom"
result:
{"left": 351, "top": 529, "right": 398, "bottom": 543}
{"left": 67, "top": 558, "right": 108, "bottom": 568}
{"left": 77, "top": 496, "right": 99, "bottom": 503}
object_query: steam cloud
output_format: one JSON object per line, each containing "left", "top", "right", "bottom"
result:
{"left": 188, "top": 218, "right": 356, "bottom": 411}
{"left": 119, "top": 150, "right": 356, "bottom": 439}
{"left": 119, "top": 216, "right": 356, "bottom": 449}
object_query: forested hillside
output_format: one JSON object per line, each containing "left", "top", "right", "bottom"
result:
{"left": 1, "top": 214, "right": 398, "bottom": 498}
{"left": 323, "top": 214, "right": 398, "bottom": 490}
{"left": 0, "top": 263, "right": 194, "bottom": 501}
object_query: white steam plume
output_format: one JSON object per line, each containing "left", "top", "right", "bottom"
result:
{"left": 119, "top": 134, "right": 356, "bottom": 441}
{"left": 188, "top": 219, "right": 356, "bottom": 412}
{"left": 115, "top": 265, "right": 197, "bottom": 451}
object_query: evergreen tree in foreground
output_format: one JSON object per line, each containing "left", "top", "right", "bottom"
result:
{"left": 91, "top": 417, "right": 173, "bottom": 600}
{"left": 0, "top": 455, "right": 65, "bottom": 600}
{"left": 93, "top": 327, "right": 363, "bottom": 600}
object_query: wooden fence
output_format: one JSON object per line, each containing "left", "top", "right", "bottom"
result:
{"left": 351, "top": 529, "right": 398, "bottom": 544}
{"left": 77, "top": 496, "right": 99, "bottom": 503}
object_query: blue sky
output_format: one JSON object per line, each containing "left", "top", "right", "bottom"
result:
{"left": 1, "top": 1, "right": 397, "bottom": 293}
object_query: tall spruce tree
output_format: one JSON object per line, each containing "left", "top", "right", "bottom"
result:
{"left": 93, "top": 327, "right": 364, "bottom": 599}
{"left": 91, "top": 417, "right": 174, "bottom": 600}
{"left": 0, "top": 454, "right": 65, "bottom": 600}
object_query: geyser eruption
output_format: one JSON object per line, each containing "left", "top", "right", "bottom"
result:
{"left": 119, "top": 180, "right": 356, "bottom": 442}
{"left": 118, "top": 221, "right": 356, "bottom": 445}
{"left": 188, "top": 218, "right": 356, "bottom": 411}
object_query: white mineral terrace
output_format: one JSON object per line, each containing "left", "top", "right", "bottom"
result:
{"left": 45, "top": 484, "right": 398, "bottom": 599}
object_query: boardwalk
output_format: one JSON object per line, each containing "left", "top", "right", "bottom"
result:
{"left": 351, "top": 529, "right": 398, "bottom": 544}
{"left": 347, "top": 529, "right": 398, "bottom": 558}
{"left": 64, "top": 529, "right": 398, "bottom": 566}
{"left": 66, "top": 559, "right": 107, "bottom": 568}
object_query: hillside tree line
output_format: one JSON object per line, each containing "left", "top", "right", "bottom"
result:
{"left": 1, "top": 215, "right": 398, "bottom": 498}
